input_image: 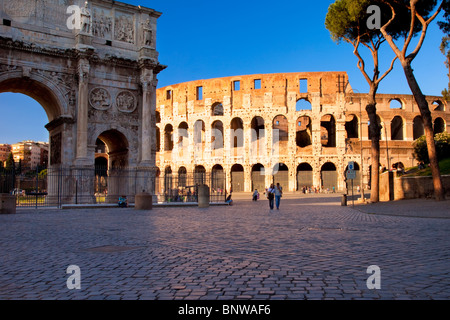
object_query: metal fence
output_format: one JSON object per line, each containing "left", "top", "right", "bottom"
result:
{"left": 155, "top": 171, "right": 227, "bottom": 204}
{"left": 0, "top": 167, "right": 228, "bottom": 208}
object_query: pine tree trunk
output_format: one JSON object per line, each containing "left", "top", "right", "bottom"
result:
{"left": 403, "top": 63, "right": 445, "bottom": 201}
{"left": 366, "top": 87, "right": 381, "bottom": 203}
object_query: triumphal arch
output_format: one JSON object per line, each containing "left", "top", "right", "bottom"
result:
{"left": 0, "top": 0, "right": 165, "bottom": 203}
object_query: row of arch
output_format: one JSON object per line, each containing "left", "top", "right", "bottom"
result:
{"left": 162, "top": 98, "right": 446, "bottom": 116}
{"left": 155, "top": 161, "right": 362, "bottom": 192}
{"left": 158, "top": 114, "right": 340, "bottom": 152}
{"left": 157, "top": 114, "right": 447, "bottom": 152}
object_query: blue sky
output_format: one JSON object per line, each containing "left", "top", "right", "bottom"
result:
{"left": 0, "top": 0, "right": 448, "bottom": 144}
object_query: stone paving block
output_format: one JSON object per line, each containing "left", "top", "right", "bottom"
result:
{"left": 0, "top": 197, "right": 449, "bottom": 300}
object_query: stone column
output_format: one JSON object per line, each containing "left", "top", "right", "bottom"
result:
{"left": 140, "top": 69, "right": 156, "bottom": 165}
{"left": 405, "top": 121, "right": 414, "bottom": 141}
{"left": 75, "top": 60, "right": 90, "bottom": 165}
{"left": 244, "top": 165, "right": 252, "bottom": 192}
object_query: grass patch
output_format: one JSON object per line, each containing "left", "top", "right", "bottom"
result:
{"left": 404, "top": 158, "right": 450, "bottom": 177}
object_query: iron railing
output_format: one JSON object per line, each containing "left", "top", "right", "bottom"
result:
{"left": 0, "top": 166, "right": 228, "bottom": 208}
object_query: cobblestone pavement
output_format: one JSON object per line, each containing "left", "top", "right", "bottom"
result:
{"left": 0, "top": 195, "right": 449, "bottom": 300}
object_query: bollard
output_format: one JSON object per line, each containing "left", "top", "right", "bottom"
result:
{"left": 0, "top": 194, "right": 16, "bottom": 214}
{"left": 341, "top": 194, "right": 347, "bottom": 206}
{"left": 135, "top": 192, "right": 152, "bottom": 210}
{"left": 197, "top": 185, "right": 210, "bottom": 208}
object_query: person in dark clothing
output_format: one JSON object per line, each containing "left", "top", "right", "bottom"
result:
{"left": 266, "top": 184, "right": 275, "bottom": 210}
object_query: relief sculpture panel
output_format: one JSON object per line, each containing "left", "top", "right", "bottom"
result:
{"left": 92, "top": 8, "right": 113, "bottom": 39}
{"left": 116, "top": 90, "right": 137, "bottom": 113}
{"left": 114, "top": 12, "right": 135, "bottom": 43}
{"left": 89, "top": 87, "right": 111, "bottom": 111}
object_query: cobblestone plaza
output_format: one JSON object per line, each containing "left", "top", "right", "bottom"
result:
{"left": 0, "top": 195, "right": 448, "bottom": 300}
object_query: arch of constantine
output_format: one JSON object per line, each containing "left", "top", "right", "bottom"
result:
{"left": 0, "top": 0, "right": 165, "bottom": 203}
{"left": 155, "top": 72, "right": 450, "bottom": 193}
{"left": 1, "top": 1, "right": 449, "bottom": 204}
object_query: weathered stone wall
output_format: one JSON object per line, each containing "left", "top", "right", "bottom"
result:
{"left": 394, "top": 175, "right": 450, "bottom": 200}
{"left": 156, "top": 73, "right": 449, "bottom": 193}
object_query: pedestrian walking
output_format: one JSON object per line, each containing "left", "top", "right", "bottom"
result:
{"left": 274, "top": 183, "right": 283, "bottom": 210}
{"left": 266, "top": 184, "right": 275, "bottom": 209}
{"left": 252, "top": 189, "right": 259, "bottom": 201}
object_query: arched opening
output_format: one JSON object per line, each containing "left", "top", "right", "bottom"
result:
{"left": 164, "top": 124, "right": 174, "bottom": 151}
{"left": 194, "top": 165, "right": 206, "bottom": 185}
{"left": 164, "top": 166, "right": 173, "bottom": 198}
{"left": 296, "top": 116, "right": 312, "bottom": 149}
{"left": 273, "top": 163, "right": 288, "bottom": 190}
{"left": 250, "top": 116, "right": 265, "bottom": 157}
{"left": 391, "top": 116, "right": 404, "bottom": 141}
{"left": 155, "top": 110, "right": 161, "bottom": 123}
{"left": 211, "top": 102, "right": 224, "bottom": 116}
{"left": 0, "top": 92, "right": 49, "bottom": 180}
{"left": 297, "top": 163, "right": 313, "bottom": 191}
{"left": 321, "top": 114, "right": 336, "bottom": 147}
{"left": 97, "top": 130, "right": 129, "bottom": 169}
{"left": 413, "top": 116, "right": 424, "bottom": 140}
{"left": 96, "top": 129, "right": 129, "bottom": 203}
{"left": 434, "top": 117, "right": 445, "bottom": 135}
{"left": 345, "top": 114, "right": 359, "bottom": 139}
{"left": 321, "top": 162, "right": 337, "bottom": 191}
{"left": 296, "top": 98, "right": 312, "bottom": 111}
{"left": 389, "top": 99, "right": 403, "bottom": 110}
{"left": 211, "top": 164, "right": 225, "bottom": 194}
{"left": 0, "top": 92, "right": 49, "bottom": 145}
{"left": 273, "top": 115, "right": 288, "bottom": 154}
{"left": 0, "top": 78, "right": 63, "bottom": 123}
{"left": 211, "top": 120, "right": 224, "bottom": 157}
{"left": 251, "top": 163, "right": 265, "bottom": 192}
{"left": 178, "top": 166, "right": 187, "bottom": 188}
{"left": 0, "top": 76, "right": 64, "bottom": 172}
{"left": 178, "top": 122, "right": 189, "bottom": 159}
{"left": 230, "top": 117, "right": 244, "bottom": 157}
{"left": 230, "top": 164, "right": 244, "bottom": 192}
{"left": 432, "top": 100, "right": 444, "bottom": 111}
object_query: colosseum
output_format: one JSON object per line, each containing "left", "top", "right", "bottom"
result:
{"left": 154, "top": 72, "right": 449, "bottom": 195}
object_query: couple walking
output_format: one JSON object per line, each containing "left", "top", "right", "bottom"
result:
{"left": 266, "top": 183, "right": 283, "bottom": 210}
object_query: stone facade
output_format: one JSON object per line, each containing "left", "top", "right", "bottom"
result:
{"left": 155, "top": 73, "right": 449, "bottom": 193}
{"left": 0, "top": 0, "right": 166, "bottom": 202}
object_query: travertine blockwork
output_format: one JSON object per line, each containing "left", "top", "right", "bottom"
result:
{"left": 156, "top": 72, "right": 449, "bottom": 193}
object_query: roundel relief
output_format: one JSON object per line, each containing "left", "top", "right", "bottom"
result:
{"left": 89, "top": 87, "right": 111, "bottom": 111}
{"left": 116, "top": 90, "right": 137, "bottom": 113}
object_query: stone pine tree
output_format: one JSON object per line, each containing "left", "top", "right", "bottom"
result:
{"left": 379, "top": 0, "right": 446, "bottom": 201}
{"left": 326, "top": 0, "right": 401, "bottom": 203}
{"left": 438, "top": 1, "right": 450, "bottom": 101}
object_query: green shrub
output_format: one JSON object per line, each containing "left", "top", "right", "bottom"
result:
{"left": 413, "top": 132, "right": 450, "bottom": 163}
